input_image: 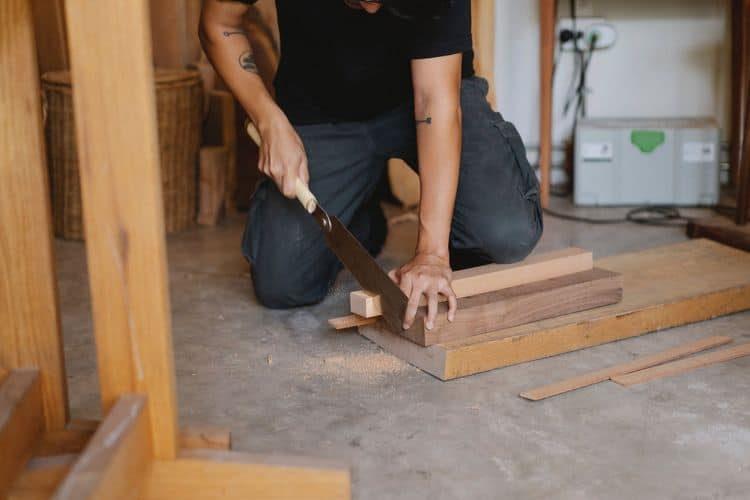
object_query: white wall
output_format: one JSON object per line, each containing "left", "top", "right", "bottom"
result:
{"left": 493, "top": 0, "right": 732, "bottom": 165}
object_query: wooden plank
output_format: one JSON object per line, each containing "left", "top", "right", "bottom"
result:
{"left": 202, "top": 90, "right": 238, "bottom": 213}
{"left": 359, "top": 240, "right": 750, "bottom": 380}
{"left": 351, "top": 248, "right": 593, "bottom": 317}
{"left": 142, "top": 449, "right": 350, "bottom": 500}
{"left": 52, "top": 395, "right": 152, "bottom": 500}
{"left": 64, "top": 0, "right": 178, "bottom": 459}
{"left": 612, "top": 342, "right": 750, "bottom": 387}
{"left": 0, "top": 369, "right": 44, "bottom": 496}
{"left": 471, "top": 0, "right": 496, "bottom": 107}
{"left": 406, "top": 269, "right": 622, "bottom": 347}
{"left": 520, "top": 336, "right": 734, "bottom": 401}
{"left": 196, "top": 146, "right": 228, "bottom": 226}
{"left": 0, "top": 0, "right": 69, "bottom": 430}
{"left": 149, "top": 0, "right": 189, "bottom": 68}
{"left": 328, "top": 315, "right": 378, "bottom": 331}
{"left": 687, "top": 215, "right": 750, "bottom": 251}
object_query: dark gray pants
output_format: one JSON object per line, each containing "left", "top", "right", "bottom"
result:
{"left": 243, "top": 77, "right": 543, "bottom": 309}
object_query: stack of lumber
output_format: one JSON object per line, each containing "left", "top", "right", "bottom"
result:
{"left": 334, "top": 247, "right": 624, "bottom": 347}
{"left": 351, "top": 239, "right": 750, "bottom": 381}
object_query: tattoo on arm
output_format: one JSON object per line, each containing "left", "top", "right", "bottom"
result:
{"left": 223, "top": 30, "right": 246, "bottom": 37}
{"left": 416, "top": 117, "right": 432, "bottom": 126}
{"left": 239, "top": 51, "right": 258, "bottom": 74}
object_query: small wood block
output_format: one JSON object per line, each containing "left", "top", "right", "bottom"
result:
{"left": 328, "top": 314, "right": 378, "bottom": 330}
{"left": 52, "top": 395, "right": 153, "bottom": 499}
{"left": 687, "top": 216, "right": 750, "bottom": 252}
{"left": 611, "top": 342, "right": 750, "bottom": 387}
{"left": 0, "top": 369, "right": 44, "bottom": 497}
{"left": 350, "top": 247, "right": 593, "bottom": 318}
{"left": 359, "top": 240, "right": 750, "bottom": 380}
{"left": 141, "top": 449, "right": 351, "bottom": 500}
{"left": 405, "top": 268, "right": 622, "bottom": 346}
{"left": 197, "top": 146, "right": 228, "bottom": 226}
{"left": 520, "top": 335, "right": 733, "bottom": 401}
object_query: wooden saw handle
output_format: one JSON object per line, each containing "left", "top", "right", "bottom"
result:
{"left": 244, "top": 120, "right": 318, "bottom": 214}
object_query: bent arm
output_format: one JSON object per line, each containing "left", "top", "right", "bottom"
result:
{"left": 411, "top": 53, "right": 463, "bottom": 260}
{"left": 199, "top": 0, "right": 283, "bottom": 132}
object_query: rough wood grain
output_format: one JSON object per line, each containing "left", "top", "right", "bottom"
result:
{"left": 142, "top": 449, "right": 350, "bottom": 500}
{"left": 359, "top": 240, "right": 750, "bottom": 380}
{"left": 611, "top": 342, "right": 750, "bottom": 387}
{"left": 197, "top": 146, "right": 228, "bottom": 226}
{"left": 0, "top": 369, "right": 44, "bottom": 496}
{"left": 520, "top": 336, "right": 734, "bottom": 401}
{"left": 0, "top": 0, "right": 69, "bottom": 431}
{"left": 52, "top": 395, "right": 152, "bottom": 500}
{"left": 351, "top": 248, "right": 593, "bottom": 318}
{"left": 408, "top": 268, "right": 622, "bottom": 347}
{"left": 64, "top": 0, "right": 179, "bottom": 459}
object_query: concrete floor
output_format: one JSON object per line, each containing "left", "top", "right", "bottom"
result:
{"left": 57, "top": 199, "right": 750, "bottom": 499}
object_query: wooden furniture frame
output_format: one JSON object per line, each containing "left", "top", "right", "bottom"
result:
{"left": 0, "top": 0, "right": 350, "bottom": 497}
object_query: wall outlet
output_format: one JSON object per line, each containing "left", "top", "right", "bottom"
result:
{"left": 558, "top": 17, "right": 617, "bottom": 51}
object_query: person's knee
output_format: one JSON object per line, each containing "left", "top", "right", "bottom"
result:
{"left": 251, "top": 265, "right": 328, "bottom": 309}
{"left": 482, "top": 218, "right": 542, "bottom": 264}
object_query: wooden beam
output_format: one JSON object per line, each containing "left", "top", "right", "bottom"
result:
{"left": 687, "top": 215, "right": 750, "bottom": 251}
{"left": 30, "top": 0, "right": 69, "bottom": 72}
{"left": 351, "top": 248, "right": 593, "bottom": 318}
{"left": 612, "top": 342, "right": 750, "bottom": 387}
{"left": 7, "top": 460, "right": 72, "bottom": 500}
{"left": 202, "top": 90, "right": 238, "bottom": 213}
{"left": 520, "top": 336, "right": 734, "bottom": 401}
{"left": 406, "top": 269, "right": 622, "bottom": 347}
{"left": 359, "top": 239, "right": 750, "bottom": 380}
{"left": 0, "top": 0, "right": 69, "bottom": 430}
{"left": 0, "top": 369, "right": 44, "bottom": 496}
{"left": 471, "top": 0, "right": 496, "bottom": 107}
{"left": 142, "top": 449, "right": 350, "bottom": 500}
{"left": 149, "top": 0, "right": 189, "bottom": 68}
{"left": 539, "top": 0, "right": 557, "bottom": 208}
{"left": 52, "top": 395, "right": 152, "bottom": 500}
{"left": 64, "top": 0, "right": 178, "bottom": 459}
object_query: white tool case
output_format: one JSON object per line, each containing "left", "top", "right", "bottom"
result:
{"left": 574, "top": 117, "right": 720, "bottom": 206}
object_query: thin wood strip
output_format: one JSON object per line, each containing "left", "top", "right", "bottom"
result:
{"left": 611, "top": 342, "right": 750, "bottom": 387}
{"left": 52, "top": 395, "right": 153, "bottom": 500}
{"left": 520, "top": 336, "right": 734, "bottom": 401}
{"left": 0, "top": 369, "right": 44, "bottom": 497}
{"left": 328, "top": 315, "right": 378, "bottom": 330}
{"left": 351, "top": 248, "right": 592, "bottom": 318}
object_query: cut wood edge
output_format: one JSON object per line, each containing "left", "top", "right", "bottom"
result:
{"left": 328, "top": 314, "right": 378, "bottom": 330}
{"left": 350, "top": 247, "right": 593, "bottom": 317}
{"left": 520, "top": 335, "right": 734, "bottom": 401}
{"left": 0, "top": 369, "right": 44, "bottom": 497}
{"left": 611, "top": 342, "right": 750, "bottom": 387}
{"left": 142, "top": 449, "right": 351, "bottom": 500}
{"left": 52, "top": 394, "right": 153, "bottom": 500}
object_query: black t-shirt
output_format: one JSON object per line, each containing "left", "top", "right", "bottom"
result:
{"left": 239, "top": 0, "right": 474, "bottom": 124}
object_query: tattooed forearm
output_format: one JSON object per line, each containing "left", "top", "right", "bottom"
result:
{"left": 223, "top": 30, "right": 246, "bottom": 37}
{"left": 239, "top": 51, "right": 258, "bottom": 74}
{"left": 416, "top": 117, "right": 432, "bottom": 126}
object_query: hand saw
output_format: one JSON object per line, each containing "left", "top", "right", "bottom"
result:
{"left": 245, "top": 120, "right": 417, "bottom": 335}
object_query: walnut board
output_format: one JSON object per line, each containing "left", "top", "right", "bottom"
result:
{"left": 359, "top": 240, "right": 750, "bottom": 380}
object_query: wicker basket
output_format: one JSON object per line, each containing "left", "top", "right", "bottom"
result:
{"left": 42, "top": 69, "right": 203, "bottom": 240}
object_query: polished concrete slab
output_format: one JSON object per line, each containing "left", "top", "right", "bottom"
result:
{"left": 56, "top": 199, "right": 750, "bottom": 500}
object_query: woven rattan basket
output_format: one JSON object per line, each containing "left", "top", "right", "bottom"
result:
{"left": 42, "top": 69, "right": 203, "bottom": 239}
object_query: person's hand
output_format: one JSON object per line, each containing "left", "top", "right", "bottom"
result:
{"left": 390, "top": 252, "right": 457, "bottom": 331}
{"left": 257, "top": 116, "right": 309, "bottom": 198}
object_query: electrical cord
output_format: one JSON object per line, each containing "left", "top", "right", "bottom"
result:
{"left": 543, "top": 205, "right": 695, "bottom": 227}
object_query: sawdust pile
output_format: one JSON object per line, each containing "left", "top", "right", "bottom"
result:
{"left": 302, "top": 351, "right": 408, "bottom": 382}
